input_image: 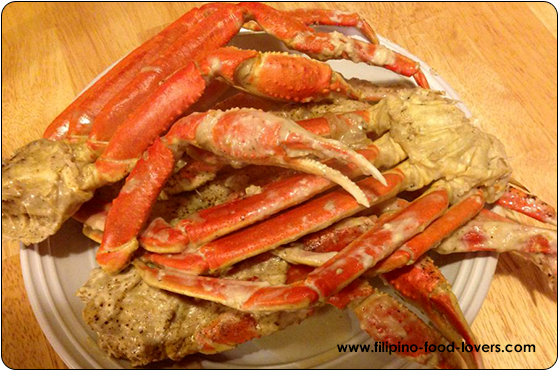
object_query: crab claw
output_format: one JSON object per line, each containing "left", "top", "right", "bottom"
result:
{"left": 98, "top": 109, "right": 383, "bottom": 272}
{"left": 383, "top": 256, "right": 484, "bottom": 369}
{"left": 166, "top": 109, "right": 386, "bottom": 207}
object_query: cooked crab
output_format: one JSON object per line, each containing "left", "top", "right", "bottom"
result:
{"left": 3, "top": 2, "right": 426, "bottom": 245}
{"left": 2, "top": 2, "right": 556, "bottom": 369}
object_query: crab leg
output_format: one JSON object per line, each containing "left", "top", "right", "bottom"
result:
{"left": 383, "top": 257, "right": 483, "bottom": 368}
{"left": 283, "top": 261, "right": 374, "bottom": 310}
{"left": 436, "top": 209, "right": 558, "bottom": 282}
{"left": 244, "top": 8, "right": 379, "bottom": 44}
{"left": 86, "top": 5, "right": 247, "bottom": 152}
{"left": 436, "top": 209, "right": 557, "bottom": 256}
{"left": 495, "top": 186, "right": 557, "bottom": 225}
{"left": 165, "top": 104, "right": 379, "bottom": 195}
{"left": 141, "top": 147, "right": 380, "bottom": 253}
{"left": 353, "top": 290, "right": 464, "bottom": 369}
{"left": 42, "top": 5, "right": 213, "bottom": 141}
{"left": 149, "top": 101, "right": 396, "bottom": 194}
{"left": 98, "top": 110, "right": 386, "bottom": 272}
{"left": 242, "top": 3, "right": 428, "bottom": 88}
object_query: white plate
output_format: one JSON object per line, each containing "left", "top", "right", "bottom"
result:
{"left": 20, "top": 28, "right": 498, "bottom": 369}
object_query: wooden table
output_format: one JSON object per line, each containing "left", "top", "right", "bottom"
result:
{"left": 2, "top": 2, "right": 557, "bottom": 369}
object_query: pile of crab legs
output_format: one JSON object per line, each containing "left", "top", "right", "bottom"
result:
{"left": 2, "top": 2, "right": 557, "bottom": 369}
{"left": 82, "top": 95, "right": 556, "bottom": 367}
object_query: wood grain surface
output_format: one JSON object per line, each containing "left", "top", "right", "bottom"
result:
{"left": 2, "top": 2, "right": 557, "bottom": 369}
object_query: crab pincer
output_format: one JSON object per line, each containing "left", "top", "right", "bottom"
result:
{"left": 174, "top": 110, "right": 387, "bottom": 200}
{"left": 98, "top": 109, "right": 385, "bottom": 273}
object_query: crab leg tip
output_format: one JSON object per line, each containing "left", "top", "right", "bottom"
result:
{"left": 375, "top": 171, "right": 388, "bottom": 187}
{"left": 348, "top": 151, "right": 387, "bottom": 187}
{"left": 290, "top": 158, "right": 371, "bottom": 207}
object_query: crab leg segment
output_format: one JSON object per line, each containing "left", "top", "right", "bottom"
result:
{"left": 166, "top": 110, "right": 385, "bottom": 198}
{"left": 244, "top": 8, "right": 379, "bottom": 44}
{"left": 242, "top": 3, "right": 428, "bottom": 88}
{"left": 42, "top": 5, "right": 212, "bottom": 141}
{"left": 205, "top": 49, "right": 363, "bottom": 103}
{"left": 383, "top": 257, "right": 483, "bottom": 369}
{"left": 280, "top": 263, "right": 375, "bottom": 310}
{"left": 94, "top": 62, "right": 207, "bottom": 181}
{"left": 370, "top": 190, "right": 486, "bottom": 274}
{"left": 436, "top": 209, "right": 557, "bottom": 256}
{"left": 436, "top": 209, "right": 558, "bottom": 282}
{"left": 496, "top": 186, "right": 557, "bottom": 225}
{"left": 194, "top": 312, "right": 261, "bottom": 354}
{"left": 85, "top": 4, "right": 246, "bottom": 151}
{"left": 134, "top": 259, "right": 320, "bottom": 310}
{"left": 165, "top": 104, "right": 393, "bottom": 195}
{"left": 96, "top": 140, "right": 176, "bottom": 272}
{"left": 353, "top": 290, "right": 463, "bottom": 369}
{"left": 326, "top": 279, "right": 375, "bottom": 310}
